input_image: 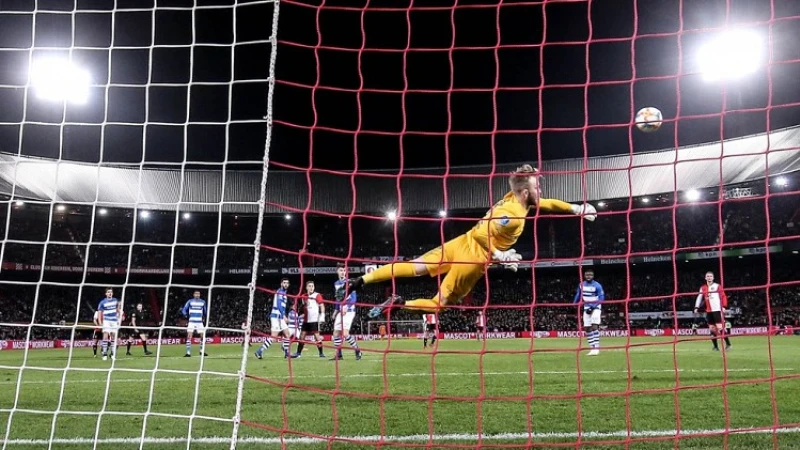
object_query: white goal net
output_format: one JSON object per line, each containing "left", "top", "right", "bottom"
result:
{"left": 0, "top": 1, "right": 278, "bottom": 448}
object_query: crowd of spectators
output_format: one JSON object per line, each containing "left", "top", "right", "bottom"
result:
{"left": 1, "top": 259, "right": 797, "bottom": 340}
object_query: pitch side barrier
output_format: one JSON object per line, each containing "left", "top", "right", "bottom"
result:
{"left": 0, "top": 327, "right": 790, "bottom": 351}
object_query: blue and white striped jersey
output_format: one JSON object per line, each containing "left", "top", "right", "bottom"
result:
{"left": 182, "top": 298, "right": 206, "bottom": 324}
{"left": 334, "top": 279, "right": 357, "bottom": 313}
{"left": 574, "top": 280, "right": 605, "bottom": 310}
{"left": 97, "top": 297, "right": 120, "bottom": 322}
{"left": 270, "top": 288, "right": 288, "bottom": 319}
{"left": 287, "top": 309, "right": 303, "bottom": 328}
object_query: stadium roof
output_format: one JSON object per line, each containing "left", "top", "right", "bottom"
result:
{"left": 1, "top": 126, "right": 799, "bottom": 215}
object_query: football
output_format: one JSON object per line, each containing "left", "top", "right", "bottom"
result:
{"left": 635, "top": 107, "right": 663, "bottom": 132}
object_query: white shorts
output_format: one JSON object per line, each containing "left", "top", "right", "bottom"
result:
{"left": 270, "top": 317, "right": 288, "bottom": 333}
{"left": 583, "top": 309, "right": 602, "bottom": 326}
{"left": 187, "top": 322, "right": 205, "bottom": 333}
{"left": 333, "top": 311, "right": 355, "bottom": 332}
{"left": 102, "top": 321, "right": 119, "bottom": 334}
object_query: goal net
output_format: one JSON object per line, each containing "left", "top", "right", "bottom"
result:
{"left": 2, "top": 0, "right": 800, "bottom": 449}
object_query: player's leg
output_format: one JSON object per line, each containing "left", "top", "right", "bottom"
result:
{"left": 101, "top": 330, "right": 110, "bottom": 360}
{"left": 279, "top": 328, "right": 291, "bottom": 357}
{"left": 344, "top": 240, "right": 456, "bottom": 299}
{"left": 314, "top": 330, "right": 325, "bottom": 357}
{"left": 423, "top": 327, "right": 428, "bottom": 348}
{"left": 586, "top": 310, "right": 601, "bottom": 355}
{"left": 331, "top": 313, "right": 343, "bottom": 360}
{"left": 719, "top": 322, "right": 731, "bottom": 349}
{"left": 139, "top": 332, "right": 152, "bottom": 355}
{"left": 257, "top": 318, "right": 281, "bottom": 358}
{"left": 706, "top": 312, "right": 720, "bottom": 350}
{"left": 429, "top": 325, "right": 437, "bottom": 347}
{"left": 293, "top": 330, "right": 308, "bottom": 357}
{"left": 185, "top": 327, "right": 193, "bottom": 356}
{"left": 126, "top": 335, "right": 133, "bottom": 355}
{"left": 92, "top": 330, "right": 99, "bottom": 357}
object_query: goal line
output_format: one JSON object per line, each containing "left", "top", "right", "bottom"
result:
{"left": 6, "top": 425, "right": 800, "bottom": 447}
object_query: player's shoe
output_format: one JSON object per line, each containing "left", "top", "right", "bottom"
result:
{"left": 330, "top": 353, "right": 343, "bottom": 361}
{"left": 144, "top": 351, "right": 153, "bottom": 356}
{"left": 126, "top": 352, "right": 132, "bottom": 356}
{"left": 102, "top": 355, "right": 108, "bottom": 361}
{"left": 284, "top": 351, "right": 290, "bottom": 359}
{"left": 184, "top": 353, "right": 191, "bottom": 357}
{"left": 725, "top": 344, "right": 732, "bottom": 351}
{"left": 290, "top": 353, "right": 302, "bottom": 359}
{"left": 355, "top": 350, "right": 362, "bottom": 361}
{"left": 368, "top": 295, "right": 404, "bottom": 318}
{"left": 712, "top": 347, "right": 719, "bottom": 351}
{"left": 587, "top": 349, "right": 600, "bottom": 356}
{"left": 255, "top": 351, "right": 262, "bottom": 360}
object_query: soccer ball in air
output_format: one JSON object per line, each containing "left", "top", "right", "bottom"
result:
{"left": 634, "top": 107, "right": 663, "bottom": 132}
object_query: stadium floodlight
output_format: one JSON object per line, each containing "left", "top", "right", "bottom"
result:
{"left": 98, "top": 208, "right": 108, "bottom": 216}
{"left": 438, "top": 210, "right": 447, "bottom": 218}
{"left": 685, "top": 189, "right": 701, "bottom": 202}
{"left": 14, "top": 200, "right": 24, "bottom": 206}
{"left": 139, "top": 210, "right": 150, "bottom": 219}
{"left": 284, "top": 213, "right": 291, "bottom": 220}
{"left": 56, "top": 205, "right": 66, "bottom": 212}
{"left": 697, "top": 29, "right": 762, "bottom": 82}
{"left": 386, "top": 211, "right": 398, "bottom": 221}
{"left": 29, "top": 57, "right": 91, "bottom": 104}
{"left": 182, "top": 212, "right": 191, "bottom": 220}
{"left": 775, "top": 176, "right": 788, "bottom": 187}
{"left": 641, "top": 197, "right": 650, "bottom": 204}
{"left": 597, "top": 201, "right": 606, "bottom": 207}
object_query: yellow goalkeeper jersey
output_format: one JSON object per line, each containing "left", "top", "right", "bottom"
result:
{"left": 465, "top": 191, "right": 528, "bottom": 255}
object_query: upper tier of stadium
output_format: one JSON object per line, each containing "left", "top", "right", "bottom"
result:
{"left": 1, "top": 125, "right": 798, "bottom": 214}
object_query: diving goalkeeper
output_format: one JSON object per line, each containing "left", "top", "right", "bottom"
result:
{"left": 338, "top": 164, "right": 597, "bottom": 317}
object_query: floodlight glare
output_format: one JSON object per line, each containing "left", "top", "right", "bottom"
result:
{"left": 56, "top": 204, "right": 66, "bottom": 212}
{"left": 438, "top": 210, "right": 447, "bottom": 218}
{"left": 775, "top": 176, "right": 788, "bottom": 187}
{"left": 597, "top": 201, "right": 606, "bottom": 207}
{"left": 685, "top": 189, "right": 701, "bottom": 202}
{"left": 14, "top": 200, "right": 24, "bottom": 207}
{"left": 140, "top": 210, "right": 150, "bottom": 219}
{"left": 641, "top": 197, "right": 650, "bottom": 204}
{"left": 98, "top": 208, "right": 108, "bottom": 216}
{"left": 386, "top": 211, "right": 397, "bottom": 221}
{"left": 697, "top": 30, "right": 761, "bottom": 82}
{"left": 183, "top": 212, "right": 191, "bottom": 219}
{"left": 30, "top": 57, "right": 91, "bottom": 104}
{"left": 284, "top": 214, "right": 291, "bottom": 220}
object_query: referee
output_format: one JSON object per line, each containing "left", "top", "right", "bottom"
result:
{"left": 127, "top": 302, "right": 154, "bottom": 356}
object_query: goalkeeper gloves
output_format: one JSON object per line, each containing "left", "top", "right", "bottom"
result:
{"left": 570, "top": 203, "right": 597, "bottom": 222}
{"left": 492, "top": 248, "right": 523, "bottom": 272}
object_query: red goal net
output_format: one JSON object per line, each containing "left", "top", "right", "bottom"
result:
{"left": 242, "top": 0, "right": 800, "bottom": 448}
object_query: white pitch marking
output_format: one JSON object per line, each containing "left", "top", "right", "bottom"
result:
{"left": 0, "top": 367, "right": 795, "bottom": 386}
{"left": 4, "top": 426, "right": 800, "bottom": 446}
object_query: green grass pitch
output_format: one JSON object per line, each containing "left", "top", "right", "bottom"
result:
{"left": 1, "top": 336, "right": 799, "bottom": 449}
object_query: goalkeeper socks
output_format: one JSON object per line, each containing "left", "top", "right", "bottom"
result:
{"left": 346, "top": 335, "right": 359, "bottom": 351}
{"left": 362, "top": 262, "right": 418, "bottom": 284}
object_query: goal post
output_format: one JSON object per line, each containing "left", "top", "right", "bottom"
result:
{"left": 0, "top": 1, "right": 279, "bottom": 449}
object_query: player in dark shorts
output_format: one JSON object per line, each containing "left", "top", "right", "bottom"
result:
{"left": 92, "top": 310, "right": 102, "bottom": 357}
{"left": 127, "top": 302, "right": 153, "bottom": 356}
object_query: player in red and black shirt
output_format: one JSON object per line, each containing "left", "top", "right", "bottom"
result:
{"left": 126, "top": 302, "right": 153, "bottom": 356}
{"left": 693, "top": 271, "right": 732, "bottom": 351}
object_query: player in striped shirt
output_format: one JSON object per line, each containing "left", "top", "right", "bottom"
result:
{"left": 693, "top": 271, "right": 731, "bottom": 351}
{"left": 291, "top": 281, "right": 326, "bottom": 358}
{"left": 574, "top": 269, "right": 605, "bottom": 356}
{"left": 96, "top": 288, "right": 121, "bottom": 361}
{"left": 287, "top": 308, "right": 302, "bottom": 341}
{"left": 181, "top": 290, "right": 208, "bottom": 357}
{"left": 422, "top": 313, "right": 437, "bottom": 349}
{"left": 331, "top": 264, "right": 362, "bottom": 360}
{"left": 255, "top": 278, "right": 291, "bottom": 359}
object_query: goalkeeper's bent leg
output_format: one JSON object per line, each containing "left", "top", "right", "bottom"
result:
{"left": 403, "top": 298, "right": 443, "bottom": 313}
